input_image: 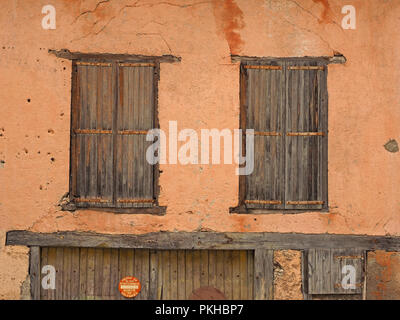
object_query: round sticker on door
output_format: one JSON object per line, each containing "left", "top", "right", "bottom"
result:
{"left": 118, "top": 276, "right": 141, "bottom": 298}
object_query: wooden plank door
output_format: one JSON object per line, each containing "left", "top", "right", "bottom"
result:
{"left": 34, "top": 247, "right": 257, "bottom": 300}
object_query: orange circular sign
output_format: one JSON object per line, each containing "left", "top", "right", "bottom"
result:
{"left": 118, "top": 276, "right": 141, "bottom": 298}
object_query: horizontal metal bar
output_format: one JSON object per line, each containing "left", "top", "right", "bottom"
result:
{"left": 286, "top": 132, "right": 325, "bottom": 136}
{"left": 244, "top": 65, "right": 282, "bottom": 70}
{"left": 118, "top": 63, "right": 156, "bottom": 67}
{"left": 74, "top": 198, "right": 112, "bottom": 203}
{"left": 117, "top": 130, "right": 148, "bottom": 135}
{"left": 288, "top": 66, "right": 324, "bottom": 70}
{"left": 74, "top": 129, "right": 112, "bottom": 134}
{"left": 286, "top": 201, "right": 324, "bottom": 205}
{"left": 245, "top": 200, "right": 282, "bottom": 205}
{"left": 252, "top": 131, "right": 281, "bottom": 136}
{"left": 76, "top": 61, "right": 112, "bottom": 67}
{"left": 117, "top": 199, "right": 155, "bottom": 203}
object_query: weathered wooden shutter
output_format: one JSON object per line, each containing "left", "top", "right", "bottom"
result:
{"left": 116, "top": 63, "right": 155, "bottom": 208}
{"left": 70, "top": 61, "right": 157, "bottom": 208}
{"left": 307, "top": 249, "right": 365, "bottom": 295}
{"left": 241, "top": 59, "right": 328, "bottom": 211}
{"left": 285, "top": 61, "right": 328, "bottom": 210}
{"left": 244, "top": 63, "right": 286, "bottom": 210}
{"left": 70, "top": 62, "right": 115, "bottom": 208}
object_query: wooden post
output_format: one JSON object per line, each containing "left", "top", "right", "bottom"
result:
{"left": 29, "top": 246, "right": 41, "bottom": 300}
{"left": 254, "top": 249, "right": 273, "bottom": 300}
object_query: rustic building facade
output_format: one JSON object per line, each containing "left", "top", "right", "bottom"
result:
{"left": 1, "top": 0, "right": 400, "bottom": 299}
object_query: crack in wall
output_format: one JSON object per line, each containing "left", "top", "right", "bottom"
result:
{"left": 287, "top": 0, "right": 343, "bottom": 30}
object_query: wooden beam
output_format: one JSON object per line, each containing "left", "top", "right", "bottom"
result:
{"left": 254, "top": 249, "right": 274, "bottom": 300}
{"left": 6, "top": 230, "right": 400, "bottom": 251}
{"left": 49, "top": 49, "right": 181, "bottom": 63}
{"left": 231, "top": 54, "right": 346, "bottom": 65}
{"left": 29, "top": 246, "right": 41, "bottom": 300}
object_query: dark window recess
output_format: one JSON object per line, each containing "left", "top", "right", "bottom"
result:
{"left": 235, "top": 59, "right": 328, "bottom": 213}
{"left": 69, "top": 61, "right": 160, "bottom": 210}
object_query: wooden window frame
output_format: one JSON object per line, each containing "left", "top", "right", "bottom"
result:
{"left": 65, "top": 58, "right": 165, "bottom": 215}
{"left": 230, "top": 57, "right": 329, "bottom": 214}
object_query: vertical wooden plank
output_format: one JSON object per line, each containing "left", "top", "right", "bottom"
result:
{"left": 238, "top": 65, "right": 248, "bottom": 206}
{"left": 62, "top": 248, "right": 72, "bottom": 299}
{"left": 101, "top": 248, "right": 111, "bottom": 299}
{"left": 254, "top": 249, "right": 273, "bottom": 300}
{"left": 185, "top": 250, "right": 193, "bottom": 299}
{"left": 109, "top": 248, "right": 119, "bottom": 299}
{"left": 78, "top": 248, "right": 87, "bottom": 300}
{"left": 140, "top": 249, "right": 150, "bottom": 300}
{"left": 216, "top": 250, "right": 224, "bottom": 294}
{"left": 40, "top": 247, "right": 48, "bottom": 300}
{"left": 55, "top": 247, "right": 64, "bottom": 300}
{"left": 47, "top": 247, "right": 57, "bottom": 300}
{"left": 162, "top": 250, "right": 170, "bottom": 300}
{"left": 208, "top": 250, "right": 217, "bottom": 289}
{"left": 132, "top": 249, "right": 141, "bottom": 299}
{"left": 223, "top": 250, "right": 233, "bottom": 300}
{"left": 240, "top": 250, "right": 248, "bottom": 300}
{"left": 29, "top": 247, "right": 40, "bottom": 300}
{"left": 94, "top": 248, "right": 103, "bottom": 299}
{"left": 149, "top": 250, "right": 159, "bottom": 300}
{"left": 247, "top": 250, "right": 254, "bottom": 299}
{"left": 86, "top": 248, "right": 95, "bottom": 300}
{"left": 200, "top": 250, "right": 209, "bottom": 288}
{"left": 70, "top": 248, "right": 80, "bottom": 300}
{"left": 192, "top": 250, "right": 201, "bottom": 293}
{"left": 177, "top": 250, "right": 186, "bottom": 300}
{"left": 232, "top": 250, "right": 241, "bottom": 300}
{"left": 157, "top": 250, "right": 163, "bottom": 300}
{"left": 170, "top": 250, "right": 178, "bottom": 300}
{"left": 118, "top": 248, "right": 128, "bottom": 300}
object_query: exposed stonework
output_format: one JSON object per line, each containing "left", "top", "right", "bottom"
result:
{"left": 0, "top": 233, "right": 29, "bottom": 299}
{"left": 367, "top": 251, "right": 400, "bottom": 300}
{"left": 273, "top": 250, "right": 303, "bottom": 300}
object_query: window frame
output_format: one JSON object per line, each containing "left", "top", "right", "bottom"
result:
{"left": 230, "top": 57, "right": 329, "bottom": 214}
{"left": 65, "top": 57, "right": 165, "bottom": 215}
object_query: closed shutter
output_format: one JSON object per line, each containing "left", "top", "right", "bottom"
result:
{"left": 285, "top": 61, "right": 328, "bottom": 210}
{"left": 241, "top": 59, "right": 328, "bottom": 211}
{"left": 70, "top": 61, "right": 157, "bottom": 208}
{"left": 307, "top": 248, "right": 365, "bottom": 295}
{"left": 116, "top": 64, "right": 155, "bottom": 208}
{"left": 244, "top": 63, "right": 285, "bottom": 210}
{"left": 70, "top": 62, "right": 115, "bottom": 208}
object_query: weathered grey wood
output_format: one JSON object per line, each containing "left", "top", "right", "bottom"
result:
{"left": 235, "top": 58, "right": 328, "bottom": 213}
{"left": 285, "top": 60, "right": 327, "bottom": 210}
{"left": 149, "top": 250, "right": 159, "bottom": 299}
{"left": 49, "top": 49, "right": 181, "bottom": 63}
{"left": 29, "top": 246, "right": 41, "bottom": 300}
{"left": 116, "top": 65, "right": 154, "bottom": 208}
{"left": 254, "top": 249, "right": 273, "bottom": 300}
{"left": 244, "top": 62, "right": 285, "bottom": 210}
{"left": 308, "top": 248, "right": 365, "bottom": 295}
{"left": 10, "top": 230, "right": 400, "bottom": 251}
{"left": 231, "top": 54, "right": 346, "bottom": 65}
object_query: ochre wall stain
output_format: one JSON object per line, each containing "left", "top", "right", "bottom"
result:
{"left": 212, "top": 0, "right": 245, "bottom": 54}
{"left": 312, "top": 0, "right": 332, "bottom": 24}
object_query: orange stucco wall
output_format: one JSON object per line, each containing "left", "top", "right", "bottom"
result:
{"left": 1, "top": 0, "right": 399, "bottom": 298}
